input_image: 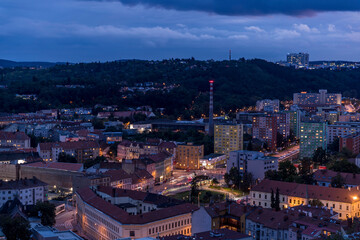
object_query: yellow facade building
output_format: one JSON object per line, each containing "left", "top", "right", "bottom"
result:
{"left": 214, "top": 123, "right": 243, "bottom": 157}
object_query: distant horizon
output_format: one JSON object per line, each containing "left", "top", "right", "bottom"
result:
{"left": 1, "top": 57, "right": 359, "bottom": 65}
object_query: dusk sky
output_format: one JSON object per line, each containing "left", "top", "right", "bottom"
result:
{"left": 2, "top": 0, "right": 360, "bottom": 62}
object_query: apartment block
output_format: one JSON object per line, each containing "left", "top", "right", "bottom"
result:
{"left": 327, "top": 122, "right": 360, "bottom": 144}
{"left": 0, "top": 177, "right": 48, "bottom": 208}
{"left": 227, "top": 150, "right": 278, "bottom": 180}
{"left": 214, "top": 123, "right": 243, "bottom": 156}
{"left": 285, "top": 110, "right": 301, "bottom": 138}
{"left": 293, "top": 89, "right": 341, "bottom": 107}
{"left": 37, "top": 141, "right": 100, "bottom": 162}
{"left": 175, "top": 143, "right": 204, "bottom": 170}
{"left": 251, "top": 115, "right": 277, "bottom": 151}
{"left": 339, "top": 132, "right": 360, "bottom": 154}
{"left": 299, "top": 121, "right": 327, "bottom": 159}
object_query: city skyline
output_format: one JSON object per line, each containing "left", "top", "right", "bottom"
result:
{"left": 1, "top": 0, "right": 360, "bottom": 62}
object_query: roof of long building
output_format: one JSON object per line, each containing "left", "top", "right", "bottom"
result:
{"left": 252, "top": 179, "right": 360, "bottom": 203}
{"left": 76, "top": 187, "right": 198, "bottom": 225}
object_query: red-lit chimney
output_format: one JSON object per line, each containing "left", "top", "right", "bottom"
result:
{"left": 209, "top": 80, "right": 214, "bottom": 136}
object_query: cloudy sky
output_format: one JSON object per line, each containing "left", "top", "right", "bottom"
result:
{"left": 1, "top": 0, "right": 360, "bottom": 62}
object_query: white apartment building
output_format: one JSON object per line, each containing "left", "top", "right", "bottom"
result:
{"left": 227, "top": 150, "right": 278, "bottom": 180}
{"left": 327, "top": 122, "right": 360, "bottom": 144}
{"left": 0, "top": 177, "right": 48, "bottom": 208}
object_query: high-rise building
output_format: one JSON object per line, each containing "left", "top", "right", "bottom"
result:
{"left": 273, "top": 112, "right": 290, "bottom": 139}
{"left": 299, "top": 121, "right": 327, "bottom": 159}
{"left": 214, "top": 123, "right": 243, "bottom": 156}
{"left": 175, "top": 143, "right": 204, "bottom": 170}
{"left": 252, "top": 115, "right": 277, "bottom": 151}
{"left": 285, "top": 110, "right": 301, "bottom": 138}
{"left": 287, "top": 52, "right": 309, "bottom": 67}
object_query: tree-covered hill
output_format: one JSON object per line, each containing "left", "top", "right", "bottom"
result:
{"left": 0, "top": 58, "right": 360, "bottom": 118}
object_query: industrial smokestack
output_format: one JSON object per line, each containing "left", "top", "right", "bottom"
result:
{"left": 209, "top": 80, "right": 214, "bottom": 136}
{"left": 229, "top": 49, "right": 232, "bottom": 61}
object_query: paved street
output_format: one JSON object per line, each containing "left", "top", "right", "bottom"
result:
{"left": 271, "top": 144, "right": 299, "bottom": 162}
{"left": 55, "top": 206, "right": 76, "bottom": 231}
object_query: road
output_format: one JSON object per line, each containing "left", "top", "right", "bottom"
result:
{"left": 149, "top": 168, "right": 226, "bottom": 195}
{"left": 271, "top": 144, "right": 299, "bottom": 162}
{"left": 55, "top": 206, "right": 76, "bottom": 231}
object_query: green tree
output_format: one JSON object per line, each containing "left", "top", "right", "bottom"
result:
{"left": 226, "top": 167, "right": 241, "bottom": 188}
{"left": 270, "top": 189, "right": 275, "bottom": 209}
{"left": 33, "top": 201, "right": 56, "bottom": 226}
{"left": 309, "top": 199, "right": 324, "bottom": 207}
{"left": 211, "top": 177, "right": 219, "bottom": 186}
{"left": 0, "top": 216, "right": 31, "bottom": 240}
{"left": 265, "top": 170, "right": 282, "bottom": 181}
{"left": 331, "top": 173, "right": 345, "bottom": 188}
{"left": 312, "top": 147, "right": 328, "bottom": 166}
{"left": 328, "top": 137, "right": 340, "bottom": 152}
{"left": 108, "top": 143, "right": 118, "bottom": 159}
{"left": 275, "top": 188, "right": 280, "bottom": 211}
{"left": 240, "top": 172, "right": 253, "bottom": 192}
{"left": 278, "top": 160, "right": 297, "bottom": 182}
{"left": 296, "top": 158, "right": 315, "bottom": 184}
{"left": 328, "top": 160, "right": 360, "bottom": 174}
{"left": 58, "top": 152, "right": 77, "bottom": 163}
{"left": 190, "top": 176, "right": 200, "bottom": 204}
{"left": 84, "top": 156, "right": 107, "bottom": 169}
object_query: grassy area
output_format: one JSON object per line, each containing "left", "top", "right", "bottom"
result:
{"left": 209, "top": 185, "right": 246, "bottom": 197}
{"left": 169, "top": 190, "right": 225, "bottom": 204}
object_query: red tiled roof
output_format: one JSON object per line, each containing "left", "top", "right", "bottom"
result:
{"left": 0, "top": 131, "right": 30, "bottom": 141}
{"left": 314, "top": 169, "right": 360, "bottom": 186}
{"left": 159, "top": 141, "right": 177, "bottom": 149}
{"left": 39, "top": 141, "right": 100, "bottom": 151}
{"left": 76, "top": 187, "right": 198, "bottom": 224}
{"left": 147, "top": 152, "right": 172, "bottom": 163}
{"left": 252, "top": 179, "right": 360, "bottom": 203}
{"left": 105, "top": 169, "right": 132, "bottom": 182}
{"left": 25, "top": 161, "right": 83, "bottom": 172}
{"left": 0, "top": 177, "right": 47, "bottom": 190}
{"left": 132, "top": 169, "right": 153, "bottom": 184}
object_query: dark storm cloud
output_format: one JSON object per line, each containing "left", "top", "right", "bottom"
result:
{"left": 115, "top": 0, "right": 360, "bottom": 16}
